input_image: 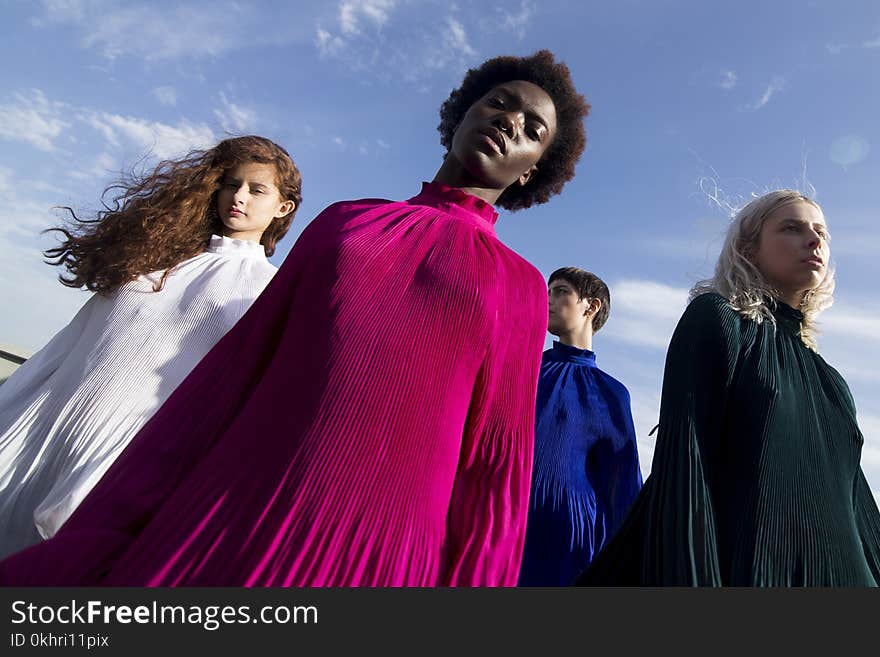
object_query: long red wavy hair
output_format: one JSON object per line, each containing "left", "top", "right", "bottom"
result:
{"left": 45, "top": 135, "right": 302, "bottom": 295}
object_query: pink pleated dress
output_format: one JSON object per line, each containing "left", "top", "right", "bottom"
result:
{"left": 0, "top": 182, "right": 548, "bottom": 586}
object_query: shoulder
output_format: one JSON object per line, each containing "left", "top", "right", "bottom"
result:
{"left": 682, "top": 292, "right": 739, "bottom": 323}
{"left": 316, "top": 197, "right": 396, "bottom": 220}
{"left": 676, "top": 292, "right": 746, "bottom": 339}
{"left": 597, "top": 367, "right": 631, "bottom": 399}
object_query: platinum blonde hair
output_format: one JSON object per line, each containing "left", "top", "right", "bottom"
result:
{"left": 690, "top": 189, "right": 835, "bottom": 351}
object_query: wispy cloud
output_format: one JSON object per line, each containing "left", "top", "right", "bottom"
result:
{"left": 314, "top": 1, "right": 479, "bottom": 84}
{"left": 92, "top": 113, "right": 215, "bottom": 160}
{"left": 152, "top": 86, "right": 177, "bottom": 107}
{"left": 0, "top": 88, "right": 216, "bottom": 162}
{"left": 0, "top": 89, "right": 69, "bottom": 152}
{"left": 822, "top": 307, "right": 880, "bottom": 343}
{"left": 746, "top": 76, "right": 785, "bottom": 111}
{"left": 863, "top": 33, "right": 880, "bottom": 48}
{"left": 605, "top": 279, "right": 690, "bottom": 350}
{"left": 717, "top": 69, "right": 738, "bottom": 89}
{"left": 213, "top": 93, "right": 257, "bottom": 134}
{"left": 829, "top": 135, "right": 871, "bottom": 169}
{"left": 442, "top": 17, "right": 476, "bottom": 58}
{"left": 824, "top": 29, "right": 880, "bottom": 54}
{"left": 339, "top": 0, "right": 397, "bottom": 35}
{"left": 498, "top": 0, "right": 534, "bottom": 39}
{"left": 30, "top": 0, "right": 307, "bottom": 61}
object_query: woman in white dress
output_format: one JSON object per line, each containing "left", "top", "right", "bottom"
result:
{"left": 0, "top": 135, "right": 301, "bottom": 558}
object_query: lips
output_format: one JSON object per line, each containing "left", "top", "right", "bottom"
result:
{"left": 477, "top": 128, "right": 506, "bottom": 155}
{"left": 228, "top": 207, "right": 245, "bottom": 217}
{"left": 803, "top": 256, "right": 824, "bottom": 266}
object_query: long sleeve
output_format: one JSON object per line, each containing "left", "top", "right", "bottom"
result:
{"left": 441, "top": 263, "right": 546, "bottom": 586}
{"left": 0, "top": 293, "right": 94, "bottom": 413}
{"left": 587, "top": 386, "right": 642, "bottom": 552}
{"left": 580, "top": 293, "right": 746, "bottom": 586}
{"left": 854, "top": 469, "right": 880, "bottom": 584}
{"left": 0, "top": 230, "right": 307, "bottom": 585}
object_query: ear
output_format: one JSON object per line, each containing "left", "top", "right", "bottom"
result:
{"left": 518, "top": 164, "right": 538, "bottom": 187}
{"left": 276, "top": 199, "right": 296, "bottom": 218}
{"left": 582, "top": 297, "right": 601, "bottom": 318}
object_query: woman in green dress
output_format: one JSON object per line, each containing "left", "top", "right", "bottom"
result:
{"left": 578, "top": 189, "right": 880, "bottom": 586}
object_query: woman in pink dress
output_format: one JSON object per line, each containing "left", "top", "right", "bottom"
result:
{"left": 0, "top": 50, "right": 589, "bottom": 586}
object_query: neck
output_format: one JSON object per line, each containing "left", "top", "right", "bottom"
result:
{"left": 221, "top": 228, "right": 263, "bottom": 244}
{"left": 557, "top": 326, "right": 593, "bottom": 351}
{"left": 432, "top": 155, "right": 503, "bottom": 206}
{"left": 776, "top": 289, "right": 805, "bottom": 309}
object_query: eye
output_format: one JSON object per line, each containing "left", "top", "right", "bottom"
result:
{"left": 488, "top": 97, "right": 505, "bottom": 108}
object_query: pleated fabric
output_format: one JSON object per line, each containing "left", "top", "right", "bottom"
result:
{"left": 518, "top": 342, "right": 642, "bottom": 586}
{"left": 0, "top": 236, "right": 276, "bottom": 559}
{"left": 0, "top": 182, "right": 547, "bottom": 587}
{"left": 578, "top": 292, "right": 880, "bottom": 586}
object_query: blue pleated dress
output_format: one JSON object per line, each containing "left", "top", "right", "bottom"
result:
{"left": 518, "top": 341, "right": 643, "bottom": 586}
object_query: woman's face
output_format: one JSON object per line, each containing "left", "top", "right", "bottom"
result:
{"left": 450, "top": 79, "right": 558, "bottom": 192}
{"left": 752, "top": 200, "right": 830, "bottom": 306}
{"left": 216, "top": 162, "right": 294, "bottom": 243}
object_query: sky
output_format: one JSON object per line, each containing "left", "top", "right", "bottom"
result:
{"left": 0, "top": 0, "right": 878, "bottom": 500}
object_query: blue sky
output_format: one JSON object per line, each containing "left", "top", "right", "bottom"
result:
{"left": 1, "top": 0, "right": 878, "bottom": 498}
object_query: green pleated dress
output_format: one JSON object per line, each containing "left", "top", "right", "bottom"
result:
{"left": 578, "top": 292, "right": 880, "bottom": 586}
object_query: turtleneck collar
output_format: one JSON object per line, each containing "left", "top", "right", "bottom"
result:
{"left": 407, "top": 181, "right": 499, "bottom": 228}
{"left": 206, "top": 234, "right": 267, "bottom": 258}
{"left": 772, "top": 299, "right": 805, "bottom": 337}
{"left": 549, "top": 341, "right": 597, "bottom": 366}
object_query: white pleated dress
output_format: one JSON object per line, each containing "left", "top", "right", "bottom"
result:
{"left": 0, "top": 235, "right": 276, "bottom": 558}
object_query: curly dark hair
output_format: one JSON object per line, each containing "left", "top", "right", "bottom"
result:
{"left": 549, "top": 267, "right": 610, "bottom": 332}
{"left": 438, "top": 49, "right": 589, "bottom": 211}
{"left": 45, "top": 135, "right": 302, "bottom": 295}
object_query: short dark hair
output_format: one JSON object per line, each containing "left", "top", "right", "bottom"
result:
{"left": 438, "top": 50, "right": 589, "bottom": 212}
{"left": 548, "top": 267, "right": 610, "bottom": 332}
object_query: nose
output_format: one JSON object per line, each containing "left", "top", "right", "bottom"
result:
{"left": 494, "top": 112, "right": 519, "bottom": 140}
{"left": 806, "top": 229, "right": 821, "bottom": 250}
{"left": 232, "top": 185, "right": 247, "bottom": 205}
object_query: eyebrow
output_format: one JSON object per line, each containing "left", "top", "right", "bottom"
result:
{"left": 223, "top": 176, "right": 270, "bottom": 189}
{"left": 495, "top": 87, "right": 550, "bottom": 130}
{"left": 779, "top": 217, "right": 831, "bottom": 235}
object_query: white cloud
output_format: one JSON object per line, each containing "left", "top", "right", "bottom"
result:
{"left": 31, "top": 0, "right": 90, "bottom": 27}
{"left": 826, "top": 42, "right": 848, "bottom": 55}
{"left": 747, "top": 76, "right": 784, "bottom": 110}
{"left": 339, "top": 0, "right": 396, "bottom": 35}
{"left": 605, "top": 280, "right": 690, "bottom": 350}
{"left": 0, "top": 89, "right": 69, "bottom": 152}
{"left": 500, "top": 1, "right": 534, "bottom": 39}
{"left": 717, "top": 70, "right": 737, "bottom": 89}
{"left": 863, "top": 34, "right": 880, "bottom": 48}
{"left": 443, "top": 17, "right": 476, "bottom": 58}
{"left": 94, "top": 113, "right": 215, "bottom": 160}
{"left": 31, "top": 1, "right": 290, "bottom": 61}
{"left": 213, "top": 93, "right": 257, "bottom": 134}
{"left": 0, "top": 88, "right": 216, "bottom": 162}
{"left": 315, "top": 2, "right": 478, "bottom": 83}
{"left": 829, "top": 135, "right": 870, "bottom": 169}
{"left": 822, "top": 306, "right": 880, "bottom": 343}
{"left": 67, "top": 151, "right": 118, "bottom": 182}
{"left": 152, "top": 86, "right": 177, "bottom": 107}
